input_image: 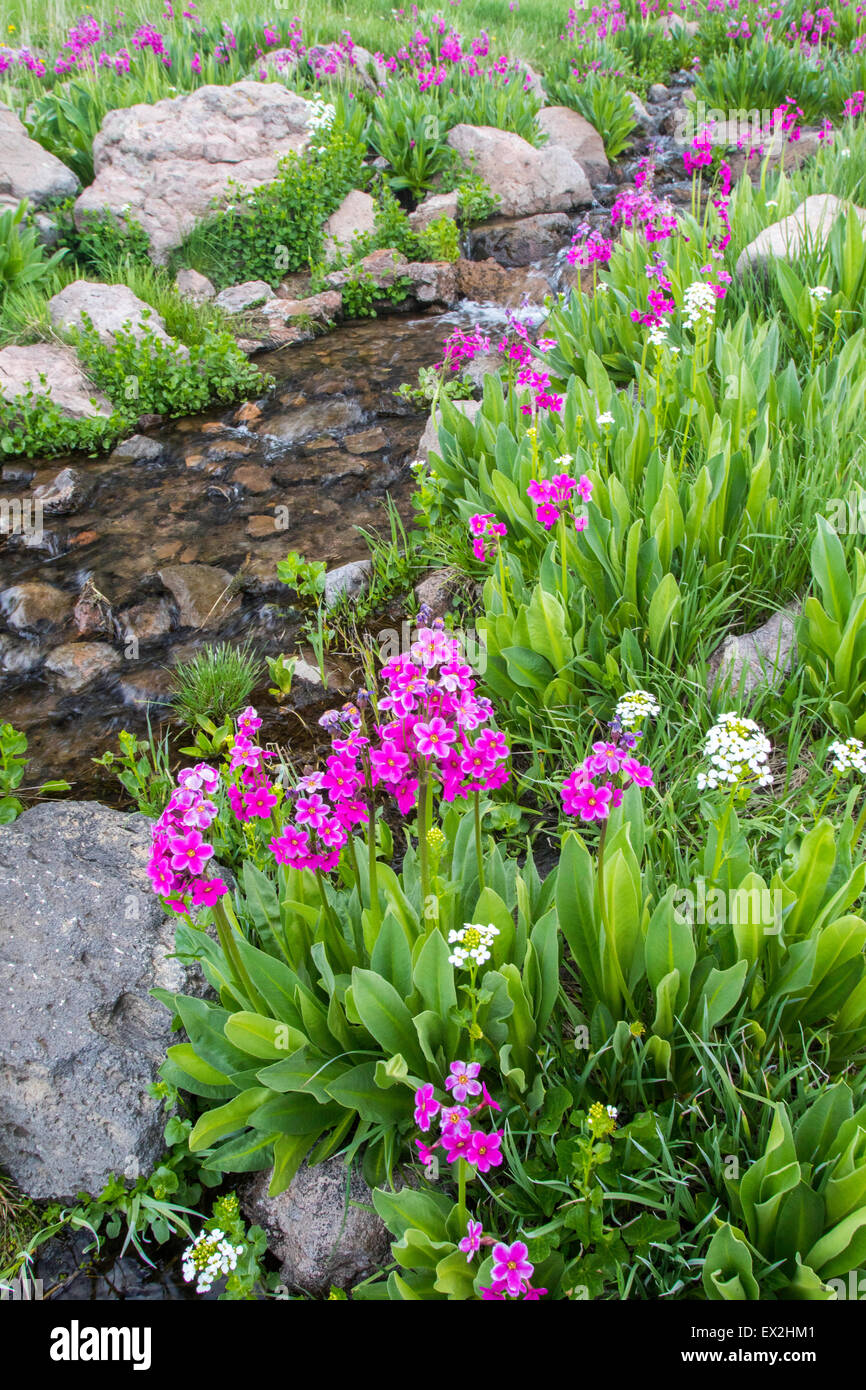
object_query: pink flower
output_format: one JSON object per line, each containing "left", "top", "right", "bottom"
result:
{"left": 621, "top": 757, "right": 654, "bottom": 787}
{"left": 445, "top": 1060, "right": 482, "bottom": 1102}
{"left": 459, "top": 1219, "right": 483, "bottom": 1261}
{"left": 414, "top": 1083, "right": 440, "bottom": 1132}
{"left": 469, "top": 1130, "right": 503, "bottom": 1173}
{"left": 491, "top": 1240, "right": 534, "bottom": 1297}
{"left": 415, "top": 717, "right": 456, "bottom": 760}
{"left": 168, "top": 829, "right": 214, "bottom": 876}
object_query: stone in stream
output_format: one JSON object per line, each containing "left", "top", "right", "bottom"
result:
{"left": 107, "top": 433, "right": 165, "bottom": 465}
{"left": 0, "top": 632, "right": 44, "bottom": 675}
{"left": 262, "top": 397, "right": 363, "bottom": 444}
{"left": 707, "top": 609, "right": 798, "bottom": 698}
{"left": 213, "top": 280, "right": 273, "bottom": 314}
{"left": 323, "top": 558, "right": 372, "bottom": 610}
{"left": 74, "top": 82, "right": 316, "bottom": 263}
{"left": 48, "top": 280, "right": 180, "bottom": 350}
{"left": 736, "top": 195, "right": 866, "bottom": 275}
{"left": 241, "top": 1157, "right": 390, "bottom": 1296}
{"left": 323, "top": 188, "right": 377, "bottom": 261}
{"left": 33, "top": 466, "right": 95, "bottom": 516}
{"left": 446, "top": 124, "right": 592, "bottom": 218}
{"left": 535, "top": 107, "right": 610, "bottom": 184}
{"left": 0, "top": 343, "right": 113, "bottom": 420}
{"left": 457, "top": 257, "right": 552, "bottom": 307}
{"left": 0, "top": 102, "right": 79, "bottom": 212}
{"left": 0, "top": 801, "right": 193, "bottom": 1200}
{"left": 258, "top": 290, "right": 343, "bottom": 326}
{"left": 0, "top": 580, "right": 72, "bottom": 632}
{"left": 324, "top": 247, "right": 410, "bottom": 292}
{"left": 117, "top": 598, "right": 175, "bottom": 645}
{"left": 157, "top": 563, "right": 240, "bottom": 628}
{"left": 404, "top": 260, "right": 459, "bottom": 308}
{"left": 44, "top": 641, "right": 123, "bottom": 692}
{"left": 469, "top": 212, "right": 572, "bottom": 266}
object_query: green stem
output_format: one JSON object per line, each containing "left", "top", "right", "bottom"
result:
{"left": 418, "top": 768, "right": 431, "bottom": 909}
{"left": 474, "top": 789, "right": 485, "bottom": 892}
{"left": 457, "top": 1158, "right": 468, "bottom": 1229}
{"left": 212, "top": 897, "right": 266, "bottom": 1013}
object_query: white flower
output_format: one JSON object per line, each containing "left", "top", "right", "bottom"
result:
{"left": 809, "top": 284, "right": 832, "bottom": 300}
{"left": 597, "top": 411, "right": 614, "bottom": 427}
{"left": 182, "top": 1229, "right": 244, "bottom": 1295}
{"left": 615, "top": 690, "right": 660, "bottom": 729}
{"left": 682, "top": 280, "right": 718, "bottom": 331}
{"left": 766, "top": 199, "right": 778, "bottom": 208}
{"left": 841, "top": 148, "right": 851, "bottom": 157}
{"left": 829, "top": 737, "right": 866, "bottom": 776}
{"left": 448, "top": 922, "right": 500, "bottom": 968}
{"left": 648, "top": 325, "right": 668, "bottom": 348}
{"left": 696, "top": 712, "right": 773, "bottom": 793}
{"left": 606, "top": 1105, "right": 618, "bottom": 1119}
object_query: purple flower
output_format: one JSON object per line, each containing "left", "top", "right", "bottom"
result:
{"left": 413, "top": 1083, "right": 440, "bottom": 1132}
{"left": 491, "top": 1240, "right": 534, "bottom": 1297}
{"left": 459, "top": 1219, "right": 483, "bottom": 1262}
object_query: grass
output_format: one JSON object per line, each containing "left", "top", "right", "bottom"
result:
{"left": 170, "top": 640, "right": 266, "bottom": 727}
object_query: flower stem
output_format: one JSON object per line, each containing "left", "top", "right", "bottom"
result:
{"left": 474, "top": 789, "right": 486, "bottom": 892}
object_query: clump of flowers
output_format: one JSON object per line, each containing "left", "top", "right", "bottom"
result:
{"left": 588, "top": 1101, "right": 619, "bottom": 1137}
{"left": 147, "top": 761, "right": 226, "bottom": 912}
{"left": 683, "top": 279, "right": 719, "bottom": 332}
{"left": 182, "top": 1229, "right": 244, "bottom": 1295}
{"left": 561, "top": 720, "right": 654, "bottom": 823}
{"left": 828, "top": 737, "right": 866, "bottom": 776}
{"left": 615, "top": 690, "right": 660, "bottom": 731}
{"left": 527, "top": 462, "right": 592, "bottom": 531}
{"left": 469, "top": 512, "right": 507, "bottom": 562}
{"left": 448, "top": 921, "right": 500, "bottom": 968}
{"left": 696, "top": 713, "right": 773, "bottom": 794}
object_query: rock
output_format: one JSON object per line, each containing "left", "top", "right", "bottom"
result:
{"left": 457, "top": 257, "right": 551, "bottom": 307}
{"left": 708, "top": 609, "right": 797, "bottom": 698}
{"left": 157, "top": 563, "right": 239, "bottom": 628}
{"left": 324, "top": 247, "right": 409, "bottom": 292}
{"left": 415, "top": 565, "right": 463, "bottom": 615}
{"left": 0, "top": 343, "right": 112, "bottom": 420}
{"left": 107, "top": 433, "right": 165, "bottom": 465}
{"left": 74, "top": 82, "right": 316, "bottom": 263}
{"left": 0, "top": 801, "right": 192, "bottom": 1199}
{"left": 462, "top": 351, "right": 503, "bottom": 391}
{"left": 404, "top": 259, "right": 459, "bottom": 307}
{"left": 117, "top": 598, "right": 174, "bottom": 645}
{"left": 323, "top": 558, "right": 372, "bottom": 609}
{"left": 409, "top": 190, "right": 460, "bottom": 231}
{"left": 519, "top": 61, "right": 546, "bottom": 102}
{"left": 259, "top": 290, "right": 342, "bottom": 325}
{"left": 33, "top": 466, "right": 94, "bottom": 516}
{"left": 48, "top": 280, "right": 178, "bottom": 349}
{"left": 263, "top": 398, "right": 363, "bottom": 444}
{"left": 276, "top": 272, "right": 314, "bottom": 300}
{"left": 246, "top": 513, "right": 279, "bottom": 539}
{"left": 344, "top": 427, "right": 387, "bottom": 455}
{"left": 627, "top": 92, "right": 654, "bottom": 131}
{"left": 0, "top": 633, "right": 43, "bottom": 676}
{"left": 0, "top": 103, "right": 79, "bottom": 210}
{"left": 469, "top": 212, "right": 571, "bottom": 266}
{"left": 234, "top": 401, "right": 263, "bottom": 426}
{"left": 233, "top": 463, "right": 273, "bottom": 493}
{"left": 240, "top": 1157, "right": 390, "bottom": 1295}
{"left": 175, "top": 267, "right": 216, "bottom": 303}
{"left": 116, "top": 666, "right": 173, "bottom": 707}
{"left": 72, "top": 587, "right": 113, "bottom": 638}
{"left": 536, "top": 107, "right": 609, "bottom": 183}
{"left": 418, "top": 399, "right": 482, "bottom": 465}
{"left": 44, "top": 641, "right": 122, "bottom": 691}
{"left": 735, "top": 195, "right": 866, "bottom": 275}
{"left": 323, "top": 188, "right": 377, "bottom": 260}
{"left": 648, "top": 83, "right": 668, "bottom": 103}
{"left": 0, "top": 581, "right": 71, "bottom": 632}
{"left": 446, "top": 125, "right": 591, "bottom": 218}
{"left": 214, "top": 280, "right": 273, "bottom": 314}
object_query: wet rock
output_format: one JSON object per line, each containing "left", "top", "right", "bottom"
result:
{"left": 157, "top": 562, "right": 240, "bottom": 628}
{"left": 344, "top": 427, "right": 387, "bottom": 455}
{"left": 708, "top": 609, "right": 798, "bottom": 698}
{"left": 33, "top": 466, "right": 94, "bottom": 516}
{"left": 409, "top": 190, "right": 460, "bottom": 231}
{"left": 405, "top": 260, "right": 459, "bottom": 307}
{"left": 649, "top": 83, "right": 669, "bottom": 102}
{"left": 234, "top": 401, "right": 263, "bottom": 426}
{"left": 323, "top": 188, "right": 377, "bottom": 260}
{"left": 627, "top": 92, "right": 654, "bottom": 131}
{"left": 736, "top": 195, "right": 866, "bottom": 275}
{"left": 240, "top": 1157, "right": 390, "bottom": 1295}
{"left": 0, "top": 581, "right": 71, "bottom": 632}
{"left": 0, "top": 343, "right": 112, "bottom": 420}
{"left": 246, "top": 513, "right": 280, "bottom": 539}
{"left": 44, "top": 641, "right": 122, "bottom": 692}
{"left": 73, "top": 586, "right": 113, "bottom": 639}
{"left": 117, "top": 598, "right": 175, "bottom": 645}
{"left": 175, "top": 267, "right": 216, "bottom": 303}
{"left": 48, "top": 280, "right": 179, "bottom": 350}
{"left": 214, "top": 280, "right": 272, "bottom": 313}
{"left": 323, "top": 558, "right": 372, "bottom": 609}
{"left": 260, "top": 290, "right": 342, "bottom": 325}
{"left": 446, "top": 124, "right": 591, "bottom": 217}
{"left": 0, "top": 103, "right": 79, "bottom": 210}
{"left": 415, "top": 565, "right": 463, "bottom": 615}
{"left": 457, "top": 257, "right": 551, "bottom": 306}
{"left": 536, "top": 107, "right": 609, "bottom": 183}
{"left": 233, "top": 463, "right": 273, "bottom": 493}
{"left": 116, "top": 666, "right": 173, "bottom": 707}
{"left": 0, "top": 633, "right": 43, "bottom": 676}
{"left": 0, "top": 801, "right": 193, "bottom": 1199}
{"left": 417, "top": 399, "right": 482, "bottom": 464}
{"left": 74, "top": 82, "right": 316, "bottom": 263}
{"left": 469, "top": 212, "right": 571, "bottom": 266}
{"left": 263, "top": 398, "right": 363, "bottom": 444}
{"left": 1, "top": 462, "right": 35, "bottom": 484}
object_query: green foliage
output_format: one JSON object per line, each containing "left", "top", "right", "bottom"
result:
{"left": 0, "top": 199, "right": 66, "bottom": 301}
{"left": 542, "top": 67, "right": 637, "bottom": 161}
{"left": 92, "top": 727, "right": 175, "bottom": 818}
{"left": 25, "top": 79, "right": 111, "bottom": 184}
{"left": 368, "top": 88, "right": 458, "bottom": 199}
{"left": 0, "top": 723, "right": 69, "bottom": 821}
{"left": 797, "top": 517, "right": 866, "bottom": 738}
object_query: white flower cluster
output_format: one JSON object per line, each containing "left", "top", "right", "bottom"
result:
{"left": 683, "top": 280, "right": 717, "bottom": 331}
{"left": 307, "top": 94, "right": 336, "bottom": 139}
{"left": 829, "top": 737, "right": 866, "bottom": 776}
{"left": 696, "top": 712, "right": 773, "bottom": 792}
{"left": 448, "top": 921, "right": 500, "bottom": 968}
{"left": 597, "top": 411, "right": 614, "bottom": 427}
{"left": 615, "top": 689, "right": 660, "bottom": 729}
{"left": 182, "top": 1229, "right": 244, "bottom": 1295}
{"left": 809, "top": 285, "right": 832, "bottom": 301}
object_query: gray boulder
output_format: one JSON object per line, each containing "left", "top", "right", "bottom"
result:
{"left": 0, "top": 103, "right": 79, "bottom": 211}
{"left": 323, "top": 558, "right": 372, "bottom": 610}
{"left": 0, "top": 802, "right": 189, "bottom": 1199}
{"left": 0, "top": 343, "right": 112, "bottom": 420}
{"left": 446, "top": 124, "right": 591, "bottom": 218}
{"left": 241, "top": 1157, "right": 390, "bottom": 1295}
{"left": 48, "top": 280, "right": 179, "bottom": 349}
{"left": 536, "top": 107, "right": 609, "bottom": 183}
{"left": 708, "top": 608, "right": 797, "bottom": 698}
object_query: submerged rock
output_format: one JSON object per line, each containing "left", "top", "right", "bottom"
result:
{"left": 33, "top": 466, "right": 95, "bottom": 516}
{"left": 241, "top": 1157, "right": 390, "bottom": 1295}
{"left": 44, "top": 640, "right": 123, "bottom": 692}
{"left": 0, "top": 801, "right": 190, "bottom": 1200}
{"left": 0, "top": 580, "right": 71, "bottom": 632}
{"left": 157, "top": 562, "right": 240, "bottom": 628}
